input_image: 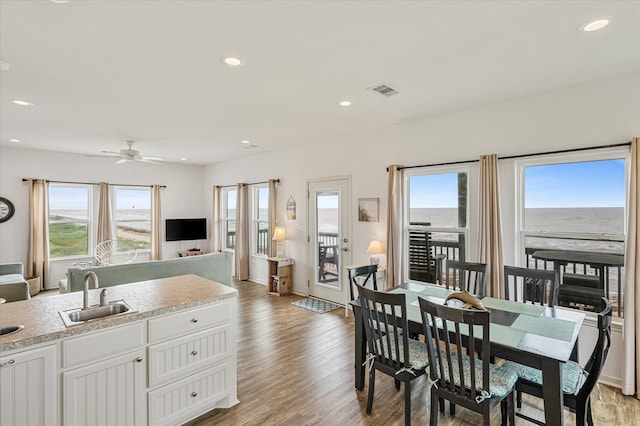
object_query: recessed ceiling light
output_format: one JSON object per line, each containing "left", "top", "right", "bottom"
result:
{"left": 221, "top": 56, "right": 245, "bottom": 67}
{"left": 338, "top": 100, "right": 352, "bottom": 107}
{"left": 180, "top": 157, "right": 187, "bottom": 161}
{"left": 241, "top": 140, "right": 251, "bottom": 144}
{"left": 581, "top": 18, "right": 610, "bottom": 32}
{"left": 9, "top": 138, "right": 21, "bottom": 143}
{"left": 12, "top": 99, "right": 34, "bottom": 106}
{"left": 0, "top": 60, "right": 9, "bottom": 71}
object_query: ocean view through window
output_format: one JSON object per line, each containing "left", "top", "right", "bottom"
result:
{"left": 519, "top": 154, "right": 627, "bottom": 316}
{"left": 114, "top": 187, "right": 151, "bottom": 250}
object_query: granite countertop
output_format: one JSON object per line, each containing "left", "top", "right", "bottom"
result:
{"left": 0, "top": 274, "right": 237, "bottom": 352}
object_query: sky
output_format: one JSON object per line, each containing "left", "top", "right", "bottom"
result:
{"left": 49, "top": 186, "right": 151, "bottom": 210}
{"left": 409, "top": 159, "right": 625, "bottom": 209}
{"left": 524, "top": 159, "right": 625, "bottom": 208}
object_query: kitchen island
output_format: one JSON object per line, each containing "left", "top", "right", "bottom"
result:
{"left": 0, "top": 274, "right": 238, "bottom": 426}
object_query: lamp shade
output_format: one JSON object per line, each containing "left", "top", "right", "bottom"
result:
{"left": 367, "top": 240, "right": 384, "bottom": 255}
{"left": 272, "top": 226, "right": 287, "bottom": 241}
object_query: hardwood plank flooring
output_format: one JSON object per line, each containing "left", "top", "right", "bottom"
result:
{"left": 187, "top": 280, "right": 640, "bottom": 425}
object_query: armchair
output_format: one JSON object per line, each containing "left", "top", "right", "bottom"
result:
{"left": 0, "top": 262, "right": 30, "bottom": 302}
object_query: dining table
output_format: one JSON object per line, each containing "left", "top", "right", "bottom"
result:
{"left": 350, "top": 282, "right": 586, "bottom": 426}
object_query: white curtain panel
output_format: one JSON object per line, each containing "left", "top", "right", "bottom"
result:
{"left": 622, "top": 137, "right": 639, "bottom": 398}
{"left": 386, "top": 165, "right": 404, "bottom": 289}
{"left": 477, "top": 154, "right": 505, "bottom": 298}
{"left": 268, "top": 179, "right": 278, "bottom": 258}
{"left": 212, "top": 186, "right": 222, "bottom": 253}
{"left": 234, "top": 183, "right": 249, "bottom": 280}
{"left": 150, "top": 184, "right": 162, "bottom": 260}
{"left": 96, "top": 182, "right": 113, "bottom": 248}
{"left": 27, "top": 179, "right": 50, "bottom": 289}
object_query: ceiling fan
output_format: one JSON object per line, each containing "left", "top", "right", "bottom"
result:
{"left": 98, "top": 140, "right": 165, "bottom": 165}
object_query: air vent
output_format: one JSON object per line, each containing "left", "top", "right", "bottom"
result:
{"left": 368, "top": 82, "right": 399, "bottom": 97}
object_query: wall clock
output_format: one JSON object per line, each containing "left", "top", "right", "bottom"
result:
{"left": 0, "top": 197, "right": 15, "bottom": 223}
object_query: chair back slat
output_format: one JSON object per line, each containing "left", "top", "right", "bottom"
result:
{"left": 445, "top": 260, "right": 487, "bottom": 297}
{"left": 577, "top": 297, "right": 612, "bottom": 401}
{"left": 419, "top": 297, "right": 491, "bottom": 405}
{"left": 349, "top": 264, "right": 378, "bottom": 301}
{"left": 358, "top": 284, "right": 410, "bottom": 369}
{"left": 504, "top": 265, "right": 558, "bottom": 306}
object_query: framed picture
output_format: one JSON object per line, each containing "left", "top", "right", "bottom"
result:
{"left": 286, "top": 195, "right": 296, "bottom": 220}
{"left": 358, "top": 198, "right": 379, "bottom": 222}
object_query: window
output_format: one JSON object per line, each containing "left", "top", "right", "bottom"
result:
{"left": 518, "top": 151, "right": 627, "bottom": 316}
{"left": 253, "top": 185, "right": 269, "bottom": 256}
{"left": 49, "top": 184, "right": 91, "bottom": 258}
{"left": 222, "top": 188, "right": 237, "bottom": 250}
{"left": 114, "top": 187, "right": 151, "bottom": 250}
{"left": 406, "top": 167, "right": 468, "bottom": 282}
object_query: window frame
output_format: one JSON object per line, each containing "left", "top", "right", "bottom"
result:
{"left": 48, "top": 183, "right": 93, "bottom": 260}
{"left": 251, "top": 184, "right": 269, "bottom": 257}
{"left": 221, "top": 187, "right": 237, "bottom": 252}
{"left": 404, "top": 164, "right": 470, "bottom": 281}
{"left": 111, "top": 185, "right": 152, "bottom": 252}
{"left": 515, "top": 148, "right": 629, "bottom": 265}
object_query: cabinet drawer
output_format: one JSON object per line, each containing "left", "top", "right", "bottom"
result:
{"left": 148, "top": 324, "right": 231, "bottom": 387}
{"left": 148, "top": 362, "right": 231, "bottom": 426}
{"left": 62, "top": 322, "right": 144, "bottom": 368}
{"left": 148, "top": 301, "right": 231, "bottom": 344}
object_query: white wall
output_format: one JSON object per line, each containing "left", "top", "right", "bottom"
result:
{"left": 0, "top": 146, "right": 207, "bottom": 287}
{"left": 203, "top": 71, "right": 640, "bottom": 387}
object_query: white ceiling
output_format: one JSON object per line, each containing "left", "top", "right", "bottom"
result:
{"left": 1, "top": 1, "right": 639, "bottom": 165}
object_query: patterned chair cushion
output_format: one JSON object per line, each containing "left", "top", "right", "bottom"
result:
{"left": 375, "top": 336, "right": 429, "bottom": 371}
{"left": 436, "top": 351, "right": 518, "bottom": 399}
{"left": 502, "top": 360, "right": 583, "bottom": 395}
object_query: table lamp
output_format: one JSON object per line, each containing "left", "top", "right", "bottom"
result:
{"left": 273, "top": 226, "right": 287, "bottom": 258}
{"left": 367, "top": 240, "right": 384, "bottom": 265}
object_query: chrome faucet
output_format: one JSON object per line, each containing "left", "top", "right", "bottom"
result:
{"left": 82, "top": 271, "right": 99, "bottom": 309}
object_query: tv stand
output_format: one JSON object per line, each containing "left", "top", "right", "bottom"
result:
{"left": 180, "top": 249, "right": 203, "bottom": 257}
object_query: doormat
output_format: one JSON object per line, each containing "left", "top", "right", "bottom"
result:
{"left": 291, "top": 298, "right": 341, "bottom": 314}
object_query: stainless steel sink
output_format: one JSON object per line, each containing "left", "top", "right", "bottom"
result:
{"left": 60, "top": 300, "right": 137, "bottom": 327}
{"left": 0, "top": 325, "right": 24, "bottom": 336}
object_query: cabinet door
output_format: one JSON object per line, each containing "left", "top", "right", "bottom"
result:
{"left": 62, "top": 349, "right": 145, "bottom": 426}
{"left": 0, "top": 344, "right": 57, "bottom": 426}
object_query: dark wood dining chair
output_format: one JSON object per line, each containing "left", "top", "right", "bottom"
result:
{"left": 357, "top": 284, "right": 428, "bottom": 426}
{"left": 348, "top": 264, "right": 378, "bottom": 302}
{"left": 504, "top": 297, "right": 612, "bottom": 425}
{"left": 503, "top": 265, "right": 559, "bottom": 307}
{"left": 444, "top": 260, "right": 488, "bottom": 297}
{"left": 418, "top": 296, "right": 516, "bottom": 425}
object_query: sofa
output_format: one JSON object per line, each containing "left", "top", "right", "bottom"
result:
{"left": 0, "top": 262, "right": 30, "bottom": 302}
{"left": 60, "top": 252, "right": 233, "bottom": 294}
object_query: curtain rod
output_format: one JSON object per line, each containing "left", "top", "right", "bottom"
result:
{"left": 390, "top": 140, "right": 632, "bottom": 171}
{"left": 217, "top": 178, "right": 280, "bottom": 189}
{"left": 22, "top": 179, "right": 166, "bottom": 188}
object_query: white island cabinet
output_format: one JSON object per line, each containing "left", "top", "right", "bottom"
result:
{"left": 0, "top": 274, "right": 238, "bottom": 426}
{"left": 0, "top": 344, "right": 57, "bottom": 426}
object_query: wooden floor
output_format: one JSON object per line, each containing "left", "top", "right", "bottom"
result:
{"left": 187, "top": 280, "right": 640, "bottom": 426}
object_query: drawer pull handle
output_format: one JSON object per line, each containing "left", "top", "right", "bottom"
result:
{"left": 0, "top": 359, "right": 15, "bottom": 368}
{"left": 136, "top": 357, "right": 143, "bottom": 363}
{"left": 191, "top": 350, "right": 198, "bottom": 356}
{"left": 191, "top": 392, "right": 198, "bottom": 398}
{"left": 191, "top": 318, "right": 198, "bottom": 323}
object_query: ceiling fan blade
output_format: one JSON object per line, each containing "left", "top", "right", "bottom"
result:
{"left": 139, "top": 158, "right": 163, "bottom": 165}
{"left": 142, "top": 156, "right": 165, "bottom": 161}
{"left": 101, "top": 150, "right": 121, "bottom": 155}
{"left": 115, "top": 158, "right": 129, "bottom": 165}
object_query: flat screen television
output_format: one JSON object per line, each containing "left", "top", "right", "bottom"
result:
{"left": 165, "top": 218, "right": 207, "bottom": 242}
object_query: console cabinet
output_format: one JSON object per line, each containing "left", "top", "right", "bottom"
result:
{"left": 0, "top": 344, "right": 57, "bottom": 426}
{"left": 267, "top": 258, "right": 294, "bottom": 295}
